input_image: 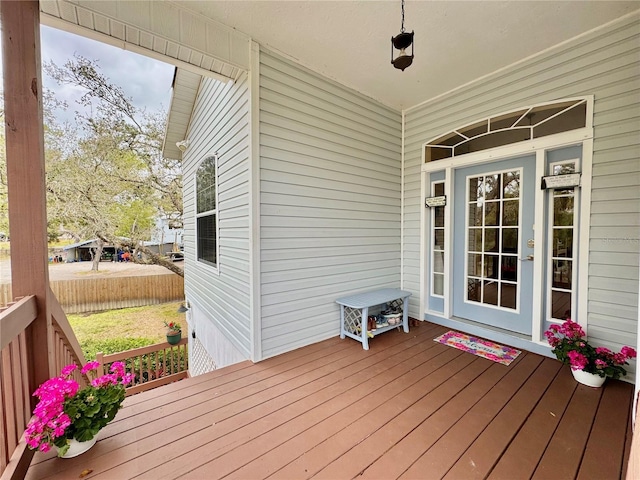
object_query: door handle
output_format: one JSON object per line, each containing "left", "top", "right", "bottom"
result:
{"left": 519, "top": 255, "right": 534, "bottom": 261}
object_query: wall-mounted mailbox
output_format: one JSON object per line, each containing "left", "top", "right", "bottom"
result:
{"left": 541, "top": 173, "right": 581, "bottom": 189}
{"left": 425, "top": 195, "right": 446, "bottom": 208}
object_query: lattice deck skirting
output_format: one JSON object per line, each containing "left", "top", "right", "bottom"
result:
{"left": 189, "top": 336, "right": 217, "bottom": 376}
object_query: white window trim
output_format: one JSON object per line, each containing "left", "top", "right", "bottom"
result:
{"left": 195, "top": 154, "right": 220, "bottom": 274}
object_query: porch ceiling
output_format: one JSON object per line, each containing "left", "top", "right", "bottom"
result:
{"left": 26, "top": 322, "right": 633, "bottom": 479}
{"left": 181, "top": 0, "right": 638, "bottom": 110}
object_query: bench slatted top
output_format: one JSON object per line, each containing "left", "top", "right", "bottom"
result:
{"left": 336, "top": 288, "right": 411, "bottom": 309}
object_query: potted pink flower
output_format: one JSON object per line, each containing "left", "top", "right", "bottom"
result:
{"left": 544, "top": 319, "right": 636, "bottom": 387}
{"left": 25, "top": 361, "right": 133, "bottom": 457}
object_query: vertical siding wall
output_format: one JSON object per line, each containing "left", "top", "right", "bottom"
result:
{"left": 183, "top": 73, "right": 252, "bottom": 360}
{"left": 403, "top": 13, "right": 639, "bottom": 371}
{"left": 259, "top": 50, "right": 402, "bottom": 359}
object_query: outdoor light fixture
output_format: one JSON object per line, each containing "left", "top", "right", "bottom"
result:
{"left": 177, "top": 302, "right": 189, "bottom": 313}
{"left": 176, "top": 139, "right": 190, "bottom": 152}
{"left": 391, "top": 0, "right": 414, "bottom": 71}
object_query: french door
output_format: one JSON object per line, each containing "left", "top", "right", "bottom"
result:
{"left": 452, "top": 155, "right": 536, "bottom": 335}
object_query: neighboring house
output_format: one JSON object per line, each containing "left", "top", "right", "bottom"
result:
{"left": 150, "top": 215, "right": 183, "bottom": 248}
{"left": 161, "top": 13, "right": 639, "bottom": 382}
{"left": 63, "top": 239, "right": 117, "bottom": 262}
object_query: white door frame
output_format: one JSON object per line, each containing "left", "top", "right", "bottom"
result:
{"left": 419, "top": 127, "right": 594, "bottom": 346}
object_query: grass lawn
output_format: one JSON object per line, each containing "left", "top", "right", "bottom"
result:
{"left": 68, "top": 301, "right": 186, "bottom": 361}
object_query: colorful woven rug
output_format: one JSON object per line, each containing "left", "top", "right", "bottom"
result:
{"left": 433, "top": 331, "right": 521, "bottom": 366}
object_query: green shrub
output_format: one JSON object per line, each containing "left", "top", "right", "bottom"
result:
{"left": 82, "top": 337, "right": 155, "bottom": 361}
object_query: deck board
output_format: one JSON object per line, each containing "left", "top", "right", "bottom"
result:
{"left": 25, "top": 321, "right": 633, "bottom": 480}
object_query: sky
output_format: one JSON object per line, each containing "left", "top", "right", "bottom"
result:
{"left": 0, "top": 25, "right": 175, "bottom": 125}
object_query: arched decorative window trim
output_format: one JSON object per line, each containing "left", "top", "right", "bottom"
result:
{"left": 424, "top": 97, "right": 591, "bottom": 163}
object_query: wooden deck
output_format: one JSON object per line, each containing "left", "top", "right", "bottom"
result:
{"left": 25, "top": 322, "right": 633, "bottom": 480}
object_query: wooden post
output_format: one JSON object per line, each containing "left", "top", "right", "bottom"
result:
{"left": 1, "top": 0, "right": 52, "bottom": 391}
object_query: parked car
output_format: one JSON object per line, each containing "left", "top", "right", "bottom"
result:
{"left": 169, "top": 252, "right": 184, "bottom": 262}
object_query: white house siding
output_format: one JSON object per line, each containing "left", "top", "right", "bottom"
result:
{"left": 183, "top": 73, "right": 252, "bottom": 366}
{"left": 259, "top": 49, "right": 402, "bottom": 359}
{"left": 403, "top": 13, "right": 639, "bottom": 376}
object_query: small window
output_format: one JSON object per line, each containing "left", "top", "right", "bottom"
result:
{"left": 196, "top": 156, "right": 218, "bottom": 268}
{"left": 431, "top": 182, "right": 445, "bottom": 297}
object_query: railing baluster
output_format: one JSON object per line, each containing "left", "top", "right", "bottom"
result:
{"left": 1, "top": 347, "right": 18, "bottom": 459}
{"left": 9, "top": 341, "right": 26, "bottom": 439}
{"left": 94, "top": 339, "right": 188, "bottom": 396}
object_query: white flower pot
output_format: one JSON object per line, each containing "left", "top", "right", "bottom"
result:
{"left": 58, "top": 437, "right": 97, "bottom": 458}
{"left": 571, "top": 369, "right": 606, "bottom": 388}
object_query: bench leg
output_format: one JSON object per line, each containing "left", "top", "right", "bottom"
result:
{"left": 402, "top": 296, "right": 410, "bottom": 333}
{"left": 361, "top": 307, "right": 369, "bottom": 350}
{"left": 340, "top": 305, "right": 346, "bottom": 339}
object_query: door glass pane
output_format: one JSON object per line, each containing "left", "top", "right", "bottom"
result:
{"left": 483, "top": 281, "right": 499, "bottom": 306}
{"left": 433, "top": 250, "right": 444, "bottom": 274}
{"left": 502, "top": 229, "right": 518, "bottom": 253}
{"left": 434, "top": 206, "right": 445, "bottom": 227}
{"left": 553, "top": 259, "right": 572, "bottom": 289}
{"left": 484, "top": 254, "right": 499, "bottom": 279}
{"left": 503, "top": 171, "right": 520, "bottom": 198}
{"left": 434, "top": 230, "right": 445, "bottom": 248}
{"left": 468, "top": 279, "right": 481, "bottom": 302}
{"left": 502, "top": 200, "right": 519, "bottom": 226}
{"left": 551, "top": 290, "right": 572, "bottom": 320}
{"left": 553, "top": 197, "right": 574, "bottom": 226}
{"left": 434, "top": 273, "right": 444, "bottom": 296}
{"left": 501, "top": 256, "right": 517, "bottom": 282}
{"left": 552, "top": 229, "right": 573, "bottom": 257}
{"left": 469, "top": 203, "right": 483, "bottom": 226}
{"left": 484, "top": 228, "right": 499, "bottom": 252}
{"left": 484, "top": 202, "right": 499, "bottom": 226}
{"left": 468, "top": 254, "right": 482, "bottom": 276}
{"left": 469, "top": 178, "right": 482, "bottom": 201}
{"left": 468, "top": 229, "right": 482, "bottom": 252}
{"left": 500, "top": 283, "right": 517, "bottom": 309}
{"left": 484, "top": 174, "right": 501, "bottom": 200}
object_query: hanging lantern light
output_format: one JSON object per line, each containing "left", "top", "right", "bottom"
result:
{"left": 391, "top": 0, "right": 414, "bottom": 71}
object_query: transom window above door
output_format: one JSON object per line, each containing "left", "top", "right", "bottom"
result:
{"left": 424, "top": 98, "right": 587, "bottom": 162}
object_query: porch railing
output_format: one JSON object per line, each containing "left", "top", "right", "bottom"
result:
{"left": 96, "top": 338, "right": 188, "bottom": 396}
{"left": 0, "top": 292, "right": 87, "bottom": 480}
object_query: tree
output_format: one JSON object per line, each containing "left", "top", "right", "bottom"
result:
{"left": 44, "top": 56, "right": 183, "bottom": 276}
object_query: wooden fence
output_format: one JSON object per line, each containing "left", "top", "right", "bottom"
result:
{"left": 0, "top": 274, "right": 184, "bottom": 313}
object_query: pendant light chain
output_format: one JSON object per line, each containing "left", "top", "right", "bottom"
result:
{"left": 401, "top": 0, "right": 406, "bottom": 33}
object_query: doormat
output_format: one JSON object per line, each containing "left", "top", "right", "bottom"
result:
{"left": 433, "top": 331, "right": 521, "bottom": 366}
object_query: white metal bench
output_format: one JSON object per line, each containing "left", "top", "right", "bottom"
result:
{"left": 336, "top": 288, "right": 412, "bottom": 350}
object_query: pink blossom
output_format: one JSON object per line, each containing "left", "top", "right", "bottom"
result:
{"left": 567, "top": 351, "right": 588, "bottom": 370}
{"left": 595, "top": 359, "right": 607, "bottom": 369}
{"left": 621, "top": 346, "right": 637, "bottom": 359}
{"left": 81, "top": 361, "right": 100, "bottom": 374}
{"left": 110, "top": 362, "right": 126, "bottom": 377}
{"left": 596, "top": 347, "right": 612, "bottom": 356}
{"left": 61, "top": 365, "right": 78, "bottom": 377}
